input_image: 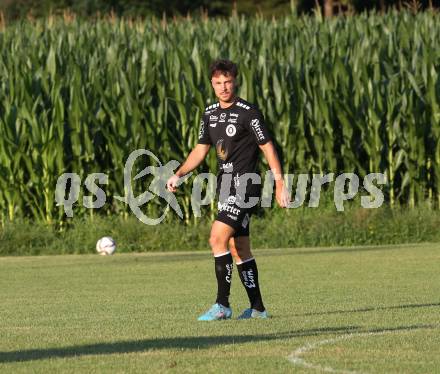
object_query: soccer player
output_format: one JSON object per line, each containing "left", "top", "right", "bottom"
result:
{"left": 166, "top": 59, "right": 289, "bottom": 320}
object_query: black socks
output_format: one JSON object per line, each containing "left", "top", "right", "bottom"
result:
{"left": 214, "top": 252, "right": 233, "bottom": 308}
{"left": 214, "top": 254, "right": 265, "bottom": 312}
{"left": 237, "top": 258, "right": 265, "bottom": 312}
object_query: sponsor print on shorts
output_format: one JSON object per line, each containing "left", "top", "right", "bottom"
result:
{"left": 241, "top": 213, "right": 250, "bottom": 228}
{"left": 227, "top": 195, "right": 237, "bottom": 204}
{"left": 218, "top": 201, "right": 241, "bottom": 216}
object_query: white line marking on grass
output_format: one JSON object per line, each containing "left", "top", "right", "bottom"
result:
{"left": 288, "top": 332, "right": 374, "bottom": 373}
{"left": 288, "top": 329, "right": 408, "bottom": 374}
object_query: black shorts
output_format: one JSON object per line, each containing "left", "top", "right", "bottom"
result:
{"left": 215, "top": 195, "right": 257, "bottom": 237}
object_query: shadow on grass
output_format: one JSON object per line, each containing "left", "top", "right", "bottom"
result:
{"left": 0, "top": 324, "right": 434, "bottom": 363}
{"left": 293, "top": 302, "right": 440, "bottom": 317}
{"left": 0, "top": 326, "right": 356, "bottom": 363}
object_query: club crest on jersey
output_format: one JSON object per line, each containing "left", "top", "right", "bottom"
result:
{"left": 219, "top": 113, "right": 227, "bottom": 122}
{"left": 226, "top": 124, "right": 236, "bottom": 137}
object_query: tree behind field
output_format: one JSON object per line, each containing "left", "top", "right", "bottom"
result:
{"left": 0, "top": 0, "right": 216, "bottom": 19}
{"left": 0, "top": 0, "right": 439, "bottom": 20}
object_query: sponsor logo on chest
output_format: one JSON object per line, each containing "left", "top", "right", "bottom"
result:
{"left": 221, "top": 162, "right": 233, "bottom": 172}
{"left": 229, "top": 113, "right": 239, "bottom": 123}
{"left": 209, "top": 115, "right": 218, "bottom": 127}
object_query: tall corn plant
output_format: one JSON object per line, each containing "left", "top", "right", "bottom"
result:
{"left": 0, "top": 11, "right": 439, "bottom": 225}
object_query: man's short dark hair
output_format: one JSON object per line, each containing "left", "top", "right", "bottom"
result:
{"left": 209, "top": 59, "right": 238, "bottom": 79}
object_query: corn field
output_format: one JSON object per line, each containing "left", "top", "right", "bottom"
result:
{"left": 0, "top": 11, "right": 439, "bottom": 225}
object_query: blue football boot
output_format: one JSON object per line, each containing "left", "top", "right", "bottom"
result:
{"left": 237, "top": 308, "right": 268, "bottom": 320}
{"left": 197, "top": 303, "right": 232, "bottom": 321}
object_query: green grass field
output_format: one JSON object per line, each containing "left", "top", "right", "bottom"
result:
{"left": 1, "top": 243, "right": 439, "bottom": 373}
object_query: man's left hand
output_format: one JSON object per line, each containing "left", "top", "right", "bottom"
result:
{"left": 275, "top": 183, "right": 290, "bottom": 208}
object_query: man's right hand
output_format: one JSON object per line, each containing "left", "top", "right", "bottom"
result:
{"left": 166, "top": 144, "right": 210, "bottom": 193}
{"left": 166, "top": 174, "right": 180, "bottom": 192}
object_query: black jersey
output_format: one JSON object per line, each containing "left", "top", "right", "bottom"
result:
{"left": 197, "top": 97, "right": 271, "bottom": 198}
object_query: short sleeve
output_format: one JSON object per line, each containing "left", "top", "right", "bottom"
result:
{"left": 197, "top": 113, "right": 211, "bottom": 145}
{"left": 245, "top": 109, "right": 271, "bottom": 145}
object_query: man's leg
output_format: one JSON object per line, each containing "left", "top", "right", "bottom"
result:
{"left": 229, "top": 236, "right": 266, "bottom": 313}
{"left": 197, "top": 220, "right": 235, "bottom": 321}
{"left": 209, "top": 220, "right": 235, "bottom": 308}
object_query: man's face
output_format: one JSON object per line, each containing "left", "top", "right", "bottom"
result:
{"left": 211, "top": 73, "right": 236, "bottom": 103}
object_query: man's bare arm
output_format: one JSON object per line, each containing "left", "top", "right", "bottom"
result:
{"left": 167, "top": 144, "right": 210, "bottom": 192}
{"left": 175, "top": 144, "right": 211, "bottom": 177}
{"left": 259, "top": 141, "right": 289, "bottom": 208}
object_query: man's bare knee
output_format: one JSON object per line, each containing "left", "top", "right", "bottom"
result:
{"left": 209, "top": 234, "right": 228, "bottom": 250}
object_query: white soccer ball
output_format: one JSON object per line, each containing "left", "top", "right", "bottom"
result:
{"left": 96, "top": 236, "right": 116, "bottom": 256}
